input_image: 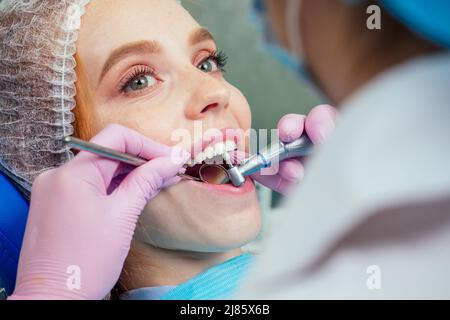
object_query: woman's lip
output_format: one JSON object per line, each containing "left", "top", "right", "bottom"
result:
{"left": 183, "top": 176, "right": 255, "bottom": 196}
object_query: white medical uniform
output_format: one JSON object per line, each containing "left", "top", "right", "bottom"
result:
{"left": 238, "top": 52, "right": 450, "bottom": 299}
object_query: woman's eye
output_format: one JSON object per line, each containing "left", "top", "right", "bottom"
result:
{"left": 198, "top": 58, "right": 219, "bottom": 73}
{"left": 123, "top": 74, "right": 157, "bottom": 93}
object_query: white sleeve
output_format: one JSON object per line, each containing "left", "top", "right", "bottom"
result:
{"left": 237, "top": 196, "right": 450, "bottom": 299}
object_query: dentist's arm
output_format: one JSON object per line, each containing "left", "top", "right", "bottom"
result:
{"left": 8, "top": 124, "right": 190, "bottom": 300}
{"left": 251, "top": 104, "right": 337, "bottom": 194}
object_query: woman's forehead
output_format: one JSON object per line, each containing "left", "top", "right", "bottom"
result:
{"left": 77, "top": 0, "right": 200, "bottom": 55}
{"left": 76, "top": 0, "right": 201, "bottom": 81}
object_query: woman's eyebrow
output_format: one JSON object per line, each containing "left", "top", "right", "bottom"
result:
{"left": 189, "top": 27, "right": 216, "bottom": 46}
{"left": 98, "top": 29, "right": 214, "bottom": 85}
{"left": 98, "top": 40, "right": 161, "bottom": 84}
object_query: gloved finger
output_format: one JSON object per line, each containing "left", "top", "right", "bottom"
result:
{"left": 305, "top": 104, "right": 337, "bottom": 145}
{"left": 277, "top": 114, "right": 306, "bottom": 143}
{"left": 277, "top": 158, "right": 305, "bottom": 182}
{"left": 73, "top": 124, "right": 190, "bottom": 187}
{"left": 250, "top": 160, "right": 303, "bottom": 193}
{"left": 113, "top": 153, "right": 190, "bottom": 210}
{"left": 161, "top": 166, "right": 187, "bottom": 189}
{"left": 162, "top": 175, "right": 182, "bottom": 189}
{"left": 108, "top": 158, "right": 186, "bottom": 192}
{"left": 250, "top": 173, "right": 294, "bottom": 195}
{"left": 250, "top": 161, "right": 295, "bottom": 194}
{"left": 108, "top": 170, "right": 182, "bottom": 195}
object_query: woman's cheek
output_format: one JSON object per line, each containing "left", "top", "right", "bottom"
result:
{"left": 96, "top": 104, "right": 175, "bottom": 145}
{"left": 229, "top": 87, "right": 252, "bottom": 130}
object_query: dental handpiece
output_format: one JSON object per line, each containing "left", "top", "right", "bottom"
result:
{"left": 227, "top": 134, "right": 313, "bottom": 187}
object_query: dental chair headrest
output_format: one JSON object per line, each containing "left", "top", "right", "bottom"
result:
{"left": 0, "top": 172, "right": 28, "bottom": 296}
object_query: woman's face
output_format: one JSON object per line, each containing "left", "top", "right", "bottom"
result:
{"left": 76, "top": 0, "right": 261, "bottom": 252}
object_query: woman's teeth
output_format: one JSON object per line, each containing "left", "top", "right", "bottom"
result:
{"left": 187, "top": 141, "right": 237, "bottom": 167}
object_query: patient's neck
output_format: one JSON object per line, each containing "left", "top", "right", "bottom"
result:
{"left": 117, "top": 240, "right": 242, "bottom": 292}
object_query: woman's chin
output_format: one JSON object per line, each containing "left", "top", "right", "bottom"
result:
{"left": 138, "top": 181, "right": 262, "bottom": 253}
{"left": 149, "top": 233, "right": 259, "bottom": 253}
{"left": 140, "top": 207, "right": 261, "bottom": 253}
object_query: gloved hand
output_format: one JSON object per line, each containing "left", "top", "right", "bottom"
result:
{"left": 8, "top": 124, "right": 190, "bottom": 300}
{"left": 251, "top": 104, "right": 337, "bottom": 194}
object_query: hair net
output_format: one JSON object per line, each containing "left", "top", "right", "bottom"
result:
{"left": 0, "top": 0, "right": 90, "bottom": 197}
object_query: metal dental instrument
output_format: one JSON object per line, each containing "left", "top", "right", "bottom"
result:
{"left": 198, "top": 164, "right": 230, "bottom": 185}
{"left": 227, "top": 134, "right": 313, "bottom": 187}
{"left": 63, "top": 136, "right": 203, "bottom": 182}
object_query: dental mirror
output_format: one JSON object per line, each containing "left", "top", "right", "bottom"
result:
{"left": 198, "top": 164, "right": 230, "bottom": 185}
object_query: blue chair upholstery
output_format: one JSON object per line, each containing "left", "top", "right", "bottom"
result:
{"left": 0, "top": 172, "right": 29, "bottom": 295}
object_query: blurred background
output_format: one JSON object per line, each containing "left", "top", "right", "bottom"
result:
{"left": 182, "top": 0, "right": 322, "bottom": 210}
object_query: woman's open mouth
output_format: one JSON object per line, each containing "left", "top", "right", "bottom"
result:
{"left": 185, "top": 140, "right": 238, "bottom": 185}
{"left": 182, "top": 129, "right": 255, "bottom": 195}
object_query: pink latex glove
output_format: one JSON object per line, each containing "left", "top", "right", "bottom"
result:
{"left": 251, "top": 104, "right": 337, "bottom": 194}
{"left": 8, "top": 124, "right": 190, "bottom": 300}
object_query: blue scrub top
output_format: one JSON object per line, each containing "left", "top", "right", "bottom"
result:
{"left": 120, "top": 253, "right": 254, "bottom": 300}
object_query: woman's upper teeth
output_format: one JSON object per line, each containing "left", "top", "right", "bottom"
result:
{"left": 188, "top": 140, "right": 237, "bottom": 167}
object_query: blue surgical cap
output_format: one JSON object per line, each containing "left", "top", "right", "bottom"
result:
{"left": 380, "top": 0, "right": 450, "bottom": 49}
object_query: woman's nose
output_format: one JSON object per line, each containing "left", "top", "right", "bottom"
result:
{"left": 184, "top": 72, "right": 231, "bottom": 120}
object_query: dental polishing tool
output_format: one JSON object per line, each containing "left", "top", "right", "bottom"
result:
{"left": 226, "top": 134, "right": 313, "bottom": 187}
